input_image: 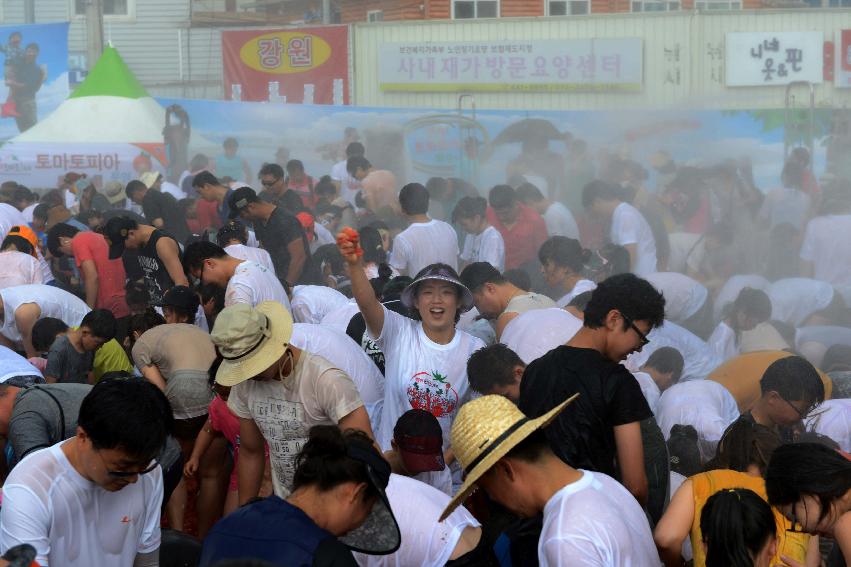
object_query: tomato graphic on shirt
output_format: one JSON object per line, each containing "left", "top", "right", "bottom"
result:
{"left": 407, "top": 371, "right": 459, "bottom": 417}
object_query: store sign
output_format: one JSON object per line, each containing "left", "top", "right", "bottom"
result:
{"left": 835, "top": 30, "right": 851, "bottom": 88}
{"left": 726, "top": 32, "right": 823, "bottom": 87}
{"left": 378, "top": 39, "right": 643, "bottom": 92}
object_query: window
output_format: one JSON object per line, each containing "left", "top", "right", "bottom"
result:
{"left": 453, "top": 0, "right": 499, "bottom": 18}
{"left": 367, "top": 10, "right": 384, "bottom": 22}
{"left": 631, "top": 0, "right": 680, "bottom": 10}
{"left": 548, "top": 0, "right": 590, "bottom": 14}
{"left": 694, "top": 0, "right": 741, "bottom": 8}
{"left": 74, "top": 0, "right": 133, "bottom": 18}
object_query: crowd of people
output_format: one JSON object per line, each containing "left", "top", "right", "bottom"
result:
{"left": 0, "top": 136, "right": 846, "bottom": 567}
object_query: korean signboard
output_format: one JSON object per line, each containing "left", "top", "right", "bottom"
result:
{"left": 378, "top": 39, "right": 643, "bottom": 92}
{"left": 222, "top": 26, "right": 349, "bottom": 104}
{"left": 725, "top": 32, "right": 823, "bottom": 87}
{"left": 836, "top": 30, "right": 851, "bottom": 88}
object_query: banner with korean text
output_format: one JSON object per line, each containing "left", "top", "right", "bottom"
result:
{"left": 725, "top": 32, "right": 823, "bottom": 87}
{"left": 222, "top": 25, "right": 349, "bottom": 104}
{"left": 378, "top": 39, "right": 643, "bottom": 92}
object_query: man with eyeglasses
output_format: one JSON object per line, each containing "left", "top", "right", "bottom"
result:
{"left": 0, "top": 377, "right": 173, "bottom": 567}
{"left": 518, "top": 273, "right": 666, "bottom": 507}
{"left": 721, "top": 355, "right": 825, "bottom": 443}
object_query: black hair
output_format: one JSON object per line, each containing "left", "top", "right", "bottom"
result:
{"left": 583, "top": 273, "right": 665, "bottom": 330}
{"left": 582, "top": 179, "right": 622, "bottom": 209}
{"left": 766, "top": 443, "right": 851, "bottom": 524}
{"left": 12, "top": 185, "right": 33, "bottom": 204}
{"left": 346, "top": 142, "right": 365, "bottom": 158}
{"left": 538, "top": 236, "right": 590, "bottom": 273}
{"left": 31, "top": 317, "right": 69, "bottom": 352}
{"left": 732, "top": 288, "right": 772, "bottom": 322}
{"left": 503, "top": 269, "right": 531, "bottom": 292}
{"left": 314, "top": 244, "right": 346, "bottom": 276}
{"left": 567, "top": 291, "right": 593, "bottom": 311}
{"left": 346, "top": 156, "right": 371, "bottom": 177}
{"left": 708, "top": 419, "right": 782, "bottom": 475}
{"left": 32, "top": 202, "right": 51, "bottom": 222}
{"left": 821, "top": 344, "right": 851, "bottom": 372}
{"left": 315, "top": 202, "right": 343, "bottom": 220}
{"left": 125, "top": 280, "right": 150, "bottom": 308}
{"left": 223, "top": 137, "right": 238, "bottom": 148}
{"left": 466, "top": 344, "right": 524, "bottom": 395}
{"left": 279, "top": 190, "right": 307, "bottom": 215}
{"left": 216, "top": 221, "right": 247, "bottom": 246}
{"left": 128, "top": 311, "right": 166, "bottom": 344}
{"left": 516, "top": 182, "right": 545, "bottom": 203}
{"left": 189, "top": 154, "right": 209, "bottom": 171}
{"left": 315, "top": 177, "right": 337, "bottom": 198}
{"left": 192, "top": 170, "right": 220, "bottom": 188}
{"left": 125, "top": 180, "right": 147, "bottom": 199}
{"left": 81, "top": 309, "right": 117, "bottom": 341}
{"left": 183, "top": 241, "right": 227, "bottom": 273}
{"left": 359, "top": 226, "right": 387, "bottom": 265}
{"left": 452, "top": 196, "right": 487, "bottom": 223}
{"left": 286, "top": 159, "right": 305, "bottom": 174}
{"left": 398, "top": 183, "right": 429, "bottom": 216}
{"left": 644, "top": 346, "right": 685, "bottom": 384}
{"left": 700, "top": 488, "right": 776, "bottom": 567}
{"left": 77, "top": 377, "right": 173, "bottom": 462}
{"left": 667, "top": 424, "right": 702, "bottom": 477}
{"left": 199, "top": 282, "right": 226, "bottom": 316}
{"left": 0, "top": 235, "right": 33, "bottom": 255}
{"left": 369, "top": 264, "right": 395, "bottom": 298}
{"left": 46, "top": 222, "right": 80, "bottom": 257}
{"left": 459, "top": 262, "right": 506, "bottom": 293}
{"left": 291, "top": 425, "right": 379, "bottom": 503}
{"left": 488, "top": 184, "right": 516, "bottom": 209}
{"left": 759, "top": 356, "right": 825, "bottom": 406}
{"left": 258, "top": 163, "right": 284, "bottom": 180}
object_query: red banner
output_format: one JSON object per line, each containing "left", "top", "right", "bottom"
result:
{"left": 222, "top": 26, "right": 349, "bottom": 104}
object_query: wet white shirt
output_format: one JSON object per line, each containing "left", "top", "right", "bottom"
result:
{"left": 625, "top": 320, "right": 721, "bottom": 382}
{"left": 389, "top": 219, "right": 459, "bottom": 276}
{"left": 224, "top": 243, "right": 274, "bottom": 272}
{"left": 500, "top": 308, "right": 583, "bottom": 365}
{"left": 645, "top": 272, "right": 708, "bottom": 322}
{"left": 800, "top": 214, "right": 851, "bottom": 287}
{"left": 805, "top": 399, "right": 851, "bottom": 452}
{"left": 460, "top": 226, "right": 505, "bottom": 273}
{"left": 225, "top": 261, "right": 290, "bottom": 310}
{"left": 707, "top": 321, "right": 737, "bottom": 364}
{"left": 291, "top": 285, "right": 350, "bottom": 324}
{"left": 768, "top": 278, "right": 834, "bottom": 327}
{"left": 610, "top": 202, "right": 657, "bottom": 276}
{"left": 0, "top": 251, "right": 43, "bottom": 289}
{"left": 0, "top": 285, "right": 88, "bottom": 343}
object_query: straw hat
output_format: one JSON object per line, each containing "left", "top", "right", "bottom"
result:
{"left": 103, "top": 180, "right": 126, "bottom": 204}
{"left": 439, "top": 393, "right": 579, "bottom": 521}
{"left": 210, "top": 301, "right": 293, "bottom": 387}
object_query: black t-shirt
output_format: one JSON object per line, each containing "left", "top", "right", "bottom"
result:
{"left": 138, "top": 229, "right": 180, "bottom": 307}
{"left": 253, "top": 206, "right": 317, "bottom": 285}
{"left": 518, "top": 346, "right": 652, "bottom": 477}
{"left": 142, "top": 189, "right": 190, "bottom": 245}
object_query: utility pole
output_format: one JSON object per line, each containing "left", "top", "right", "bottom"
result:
{"left": 322, "top": 0, "right": 331, "bottom": 23}
{"left": 24, "top": 0, "right": 35, "bottom": 23}
{"left": 85, "top": 0, "right": 105, "bottom": 71}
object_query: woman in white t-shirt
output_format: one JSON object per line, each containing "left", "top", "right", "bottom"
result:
{"left": 538, "top": 236, "right": 596, "bottom": 308}
{"left": 339, "top": 232, "right": 484, "bottom": 470}
{"left": 454, "top": 196, "right": 506, "bottom": 272}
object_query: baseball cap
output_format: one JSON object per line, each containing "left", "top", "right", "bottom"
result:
{"left": 162, "top": 286, "right": 200, "bottom": 315}
{"left": 104, "top": 216, "right": 136, "bottom": 259}
{"left": 393, "top": 409, "right": 445, "bottom": 474}
{"left": 139, "top": 171, "right": 162, "bottom": 189}
{"left": 6, "top": 225, "right": 39, "bottom": 257}
{"left": 227, "top": 186, "right": 259, "bottom": 219}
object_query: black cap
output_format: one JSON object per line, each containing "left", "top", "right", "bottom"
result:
{"left": 162, "top": 285, "right": 200, "bottom": 314}
{"left": 104, "top": 216, "right": 136, "bottom": 260}
{"left": 227, "top": 186, "right": 259, "bottom": 219}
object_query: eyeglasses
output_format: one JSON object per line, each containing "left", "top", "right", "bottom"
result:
{"left": 622, "top": 314, "right": 650, "bottom": 347}
{"left": 97, "top": 450, "right": 159, "bottom": 478}
{"left": 260, "top": 178, "right": 280, "bottom": 188}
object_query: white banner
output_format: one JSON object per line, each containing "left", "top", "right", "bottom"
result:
{"left": 725, "top": 32, "right": 823, "bottom": 87}
{"left": 378, "top": 38, "right": 643, "bottom": 92}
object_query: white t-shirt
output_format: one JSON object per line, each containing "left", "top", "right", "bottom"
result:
{"left": 707, "top": 321, "right": 738, "bottom": 364}
{"left": 225, "top": 261, "right": 290, "bottom": 310}
{"left": 805, "top": 399, "right": 851, "bottom": 452}
{"left": 800, "top": 214, "right": 851, "bottom": 287}
{"left": 500, "top": 308, "right": 583, "bottom": 365}
{"left": 768, "top": 278, "right": 835, "bottom": 326}
{"left": 160, "top": 181, "right": 186, "bottom": 201}
{"left": 655, "top": 380, "right": 740, "bottom": 462}
{"left": 544, "top": 202, "right": 580, "bottom": 239}
{"left": 539, "top": 470, "right": 658, "bottom": 567}
{"left": 319, "top": 300, "right": 360, "bottom": 333}
{"left": 0, "top": 251, "right": 43, "bottom": 289}
{"left": 667, "top": 232, "right": 703, "bottom": 274}
{"left": 556, "top": 279, "right": 597, "bottom": 308}
{"left": 290, "top": 323, "right": 385, "bottom": 434}
{"left": 633, "top": 371, "right": 661, "bottom": 415}
{"left": 0, "top": 285, "right": 88, "bottom": 343}
{"left": 625, "top": 320, "right": 721, "bottom": 382}
{"left": 460, "top": 226, "right": 505, "bottom": 273}
{"left": 21, "top": 202, "right": 37, "bottom": 224}
{"left": 0, "top": 441, "right": 162, "bottom": 567}
{"left": 372, "top": 307, "right": 485, "bottom": 451}
{"left": 290, "top": 285, "right": 350, "bottom": 324}
{"left": 610, "top": 202, "right": 657, "bottom": 276}
{"left": 353, "top": 474, "right": 480, "bottom": 567}
{"left": 714, "top": 274, "right": 771, "bottom": 321}
{"left": 758, "top": 187, "right": 811, "bottom": 230}
{"left": 331, "top": 159, "right": 362, "bottom": 206}
{"left": 645, "top": 272, "right": 708, "bottom": 323}
{"left": 312, "top": 222, "right": 336, "bottom": 252}
{"left": 0, "top": 203, "right": 26, "bottom": 240}
{"left": 0, "top": 345, "right": 43, "bottom": 383}
{"left": 228, "top": 352, "right": 364, "bottom": 497}
{"left": 224, "top": 243, "right": 274, "bottom": 272}
{"left": 389, "top": 219, "right": 459, "bottom": 276}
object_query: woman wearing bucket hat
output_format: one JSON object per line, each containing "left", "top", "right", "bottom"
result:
{"left": 338, "top": 231, "right": 485, "bottom": 480}
{"left": 200, "top": 425, "right": 401, "bottom": 566}
{"left": 210, "top": 301, "right": 373, "bottom": 505}
{"left": 440, "top": 394, "right": 659, "bottom": 566}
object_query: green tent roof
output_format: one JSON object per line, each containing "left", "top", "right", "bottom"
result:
{"left": 69, "top": 46, "right": 150, "bottom": 100}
